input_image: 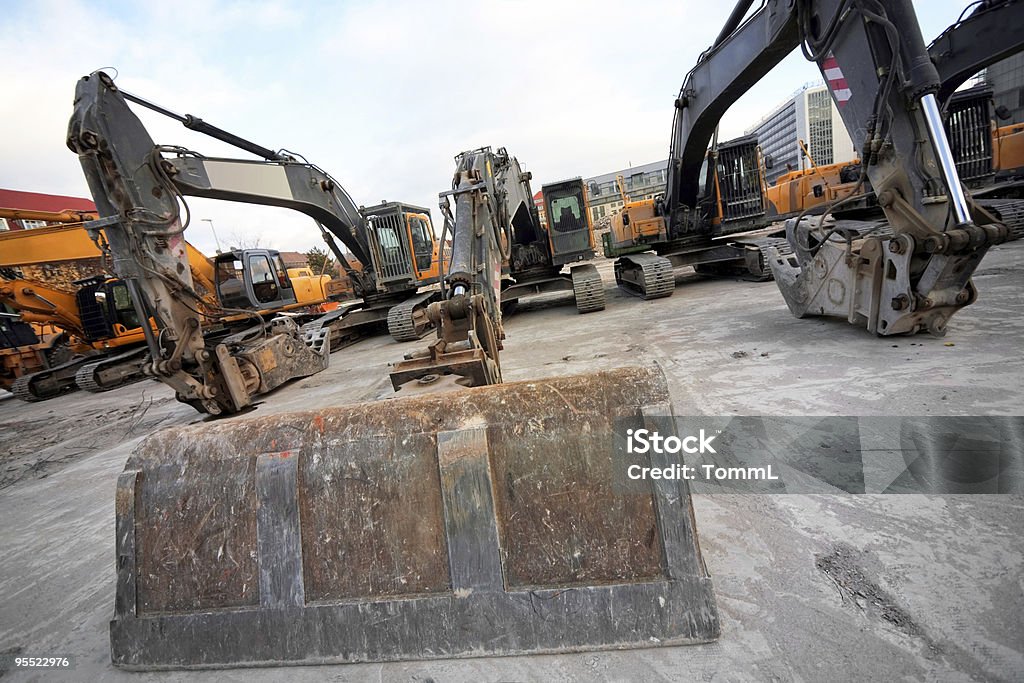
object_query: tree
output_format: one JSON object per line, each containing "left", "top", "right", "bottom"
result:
{"left": 228, "top": 231, "right": 266, "bottom": 250}
{"left": 305, "top": 246, "right": 339, "bottom": 277}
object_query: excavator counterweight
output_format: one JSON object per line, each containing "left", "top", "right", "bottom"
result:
{"left": 110, "top": 366, "right": 718, "bottom": 668}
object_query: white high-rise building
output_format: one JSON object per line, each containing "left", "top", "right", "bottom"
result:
{"left": 746, "top": 83, "right": 858, "bottom": 184}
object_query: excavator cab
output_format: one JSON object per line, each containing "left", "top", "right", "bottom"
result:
{"left": 362, "top": 202, "right": 441, "bottom": 291}
{"left": 541, "top": 178, "right": 596, "bottom": 265}
{"left": 214, "top": 249, "right": 299, "bottom": 312}
{"left": 74, "top": 276, "right": 144, "bottom": 342}
{"left": 701, "top": 135, "right": 766, "bottom": 232}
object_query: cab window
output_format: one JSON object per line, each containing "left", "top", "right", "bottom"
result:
{"left": 109, "top": 283, "right": 141, "bottom": 329}
{"left": 409, "top": 217, "right": 433, "bottom": 270}
{"left": 215, "top": 257, "right": 251, "bottom": 308}
{"left": 548, "top": 192, "right": 584, "bottom": 233}
{"left": 272, "top": 254, "right": 292, "bottom": 289}
{"left": 248, "top": 254, "right": 279, "bottom": 304}
{"left": 697, "top": 157, "right": 712, "bottom": 199}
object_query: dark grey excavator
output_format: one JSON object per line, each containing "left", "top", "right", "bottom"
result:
{"left": 68, "top": 73, "right": 450, "bottom": 414}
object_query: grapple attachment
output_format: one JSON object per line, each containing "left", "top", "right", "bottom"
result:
{"left": 110, "top": 365, "right": 718, "bottom": 669}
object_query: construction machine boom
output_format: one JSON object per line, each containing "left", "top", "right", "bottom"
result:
{"left": 764, "top": 1, "right": 1024, "bottom": 227}
{"left": 67, "top": 72, "right": 451, "bottom": 414}
{"left": 389, "top": 147, "right": 509, "bottom": 391}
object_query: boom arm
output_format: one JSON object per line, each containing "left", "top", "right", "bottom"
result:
{"left": 67, "top": 72, "right": 340, "bottom": 413}
{"left": 390, "top": 147, "right": 530, "bottom": 391}
{"left": 929, "top": 0, "right": 1024, "bottom": 104}
{"left": 663, "top": 0, "right": 1010, "bottom": 335}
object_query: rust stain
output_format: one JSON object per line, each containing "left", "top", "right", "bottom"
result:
{"left": 313, "top": 414, "right": 325, "bottom": 434}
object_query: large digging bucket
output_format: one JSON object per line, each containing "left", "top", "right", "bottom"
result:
{"left": 110, "top": 366, "right": 719, "bottom": 669}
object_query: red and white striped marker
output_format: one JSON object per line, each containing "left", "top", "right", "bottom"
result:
{"left": 821, "top": 52, "right": 852, "bottom": 108}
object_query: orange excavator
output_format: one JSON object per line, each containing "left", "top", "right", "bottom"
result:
{"left": 0, "top": 214, "right": 345, "bottom": 400}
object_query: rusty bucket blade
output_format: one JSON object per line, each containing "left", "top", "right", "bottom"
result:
{"left": 110, "top": 365, "right": 719, "bottom": 670}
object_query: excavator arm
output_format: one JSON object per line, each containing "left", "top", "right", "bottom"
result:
{"left": 68, "top": 72, "right": 335, "bottom": 414}
{"left": 929, "top": 0, "right": 1024, "bottom": 105}
{"left": 389, "top": 146, "right": 516, "bottom": 391}
{"left": 664, "top": 0, "right": 1009, "bottom": 335}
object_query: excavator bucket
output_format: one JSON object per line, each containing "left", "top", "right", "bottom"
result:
{"left": 110, "top": 365, "right": 718, "bottom": 669}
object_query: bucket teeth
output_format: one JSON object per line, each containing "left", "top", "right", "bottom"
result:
{"left": 110, "top": 365, "right": 719, "bottom": 669}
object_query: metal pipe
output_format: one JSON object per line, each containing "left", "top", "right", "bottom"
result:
{"left": 920, "top": 92, "right": 972, "bottom": 227}
{"left": 713, "top": 0, "right": 755, "bottom": 49}
{"left": 119, "top": 89, "right": 286, "bottom": 162}
{"left": 125, "top": 278, "right": 162, "bottom": 361}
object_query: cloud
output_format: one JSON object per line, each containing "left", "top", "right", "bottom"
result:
{"left": 0, "top": 0, "right": 977, "bottom": 257}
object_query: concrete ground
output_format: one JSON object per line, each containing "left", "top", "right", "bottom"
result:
{"left": 1, "top": 242, "right": 1022, "bottom": 682}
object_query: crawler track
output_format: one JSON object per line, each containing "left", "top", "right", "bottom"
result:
{"left": 614, "top": 253, "right": 675, "bottom": 299}
{"left": 571, "top": 264, "right": 606, "bottom": 313}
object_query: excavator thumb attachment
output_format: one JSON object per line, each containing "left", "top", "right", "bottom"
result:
{"left": 110, "top": 365, "right": 718, "bottom": 669}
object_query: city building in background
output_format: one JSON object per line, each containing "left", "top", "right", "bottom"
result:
{"left": 583, "top": 160, "right": 667, "bottom": 224}
{"left": 746, "top": 82, "right": 857, "bottom": 185}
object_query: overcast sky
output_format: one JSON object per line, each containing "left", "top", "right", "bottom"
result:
{"left": 2, "top": 0, "right": 970, "bottom": 257}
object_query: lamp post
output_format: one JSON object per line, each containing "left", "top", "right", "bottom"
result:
{"left": 201, "top": 218, "right": 223, "bottom": 254}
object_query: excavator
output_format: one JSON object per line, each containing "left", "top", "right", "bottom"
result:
{"left": 764, "top": 139, "right": 867, "bottom": 218}
{"left": 85, "top": 83, "right": 446, "bottom": 345}
{"left": 605, "top": 130, "right": 784, "bottom": 296}
{"left": 0, "top": 215, "right": 152, "bottom": 399}
{"left": 500, "top": 164, "right": 605, "bottom": 315}
{"left": 79, "top": 0, "right": 1020, "bottom": 671}
{"left": 766, "top": 0, "right": 1024, "bottom": 221}
{"left": 0, "top": 218, "right": 340, "bottom": 400}
{"left": 609, "top": 0, "right": 1024, "bottom": 301}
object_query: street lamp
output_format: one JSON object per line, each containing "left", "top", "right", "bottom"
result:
{"left": 201, "top": 218, "right": 223, "bottom": 254}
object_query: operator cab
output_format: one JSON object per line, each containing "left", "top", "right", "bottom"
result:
{"left": 361, "top": 201, "right": 440, "bottom": 290}
{"left": 74, "top": 276, "right": 144, "bottom": 341}
{"left": 214, "top": 249, "right": 298, "bottom": 311}
{"left": 541, "top": 178, "right": 595, "bottom": 266}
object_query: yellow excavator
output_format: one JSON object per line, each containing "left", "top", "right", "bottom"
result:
{"left": 764, "top": 140, "right": 866, "bottom": 218}
{"left": 0, "top": 218, "right": 343, "bottom": 400}
{"left": 70, "top": 0, "right": 1024, "bottom": 672}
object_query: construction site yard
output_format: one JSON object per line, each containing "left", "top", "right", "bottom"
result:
{"left": 1, "top": 242, "right": 1022, "bottom": 682}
